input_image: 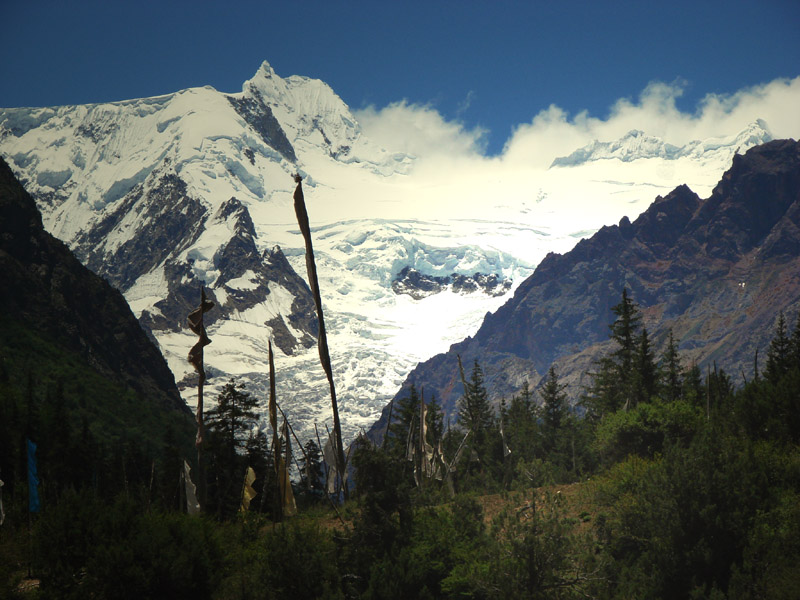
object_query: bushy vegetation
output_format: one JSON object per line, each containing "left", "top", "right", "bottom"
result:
{"left": 2, "top": 292, "right": 799, "bottom": 599}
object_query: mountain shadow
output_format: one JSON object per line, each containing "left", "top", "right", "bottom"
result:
{"left": 0, "top": 155, "right": 193, "bottom": 450}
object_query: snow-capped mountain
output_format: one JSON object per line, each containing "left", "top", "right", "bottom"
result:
{"left": 0, "top": 60, "right": 775, "bottom": 446}
{"left": 550, "top": 120, "right": 772, "bottom": 167}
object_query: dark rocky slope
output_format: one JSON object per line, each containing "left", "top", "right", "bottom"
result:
{"left": 371, "top": 139, "right": 800, "bottom": 433}
{"left": 0, "top": 156, "right": 186, "bottom": 413}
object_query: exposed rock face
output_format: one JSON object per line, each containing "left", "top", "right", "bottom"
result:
{"left": 227, "top": 92, "right": 298, "bottom": 164}
{"left": 371, "top": 139, "right": 800, "bottom": 433}
{"left": 0, "top": 157, "right": 185, "bottom": 412}
{"left": 73, "top": 173, "right": 208, "bottom": 291}
{"left": 65, "top": 166, "right": 317, "bottom": 357}
{"left": 391, "top": 266, "right": 512, "bottom": 299}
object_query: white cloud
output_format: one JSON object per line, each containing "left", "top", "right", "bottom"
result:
{"left": 331, "top": 76, "right": 800, "bottom": 236}
{"left": 354, "top": 100, "right": 488, "bottom": 159}
{"left": 502, "top": 76, "right": 800, "bottom": 168}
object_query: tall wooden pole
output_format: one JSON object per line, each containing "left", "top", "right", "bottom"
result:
{"left": 292, "top": 175, "right": 348, "bottom": 500}
{"left": 267, "top": 340, "right": 283, "bottom": 519}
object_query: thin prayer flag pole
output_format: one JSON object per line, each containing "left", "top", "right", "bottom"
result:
{"left": 293, "top": 174, "right": 348, "bottom": 500}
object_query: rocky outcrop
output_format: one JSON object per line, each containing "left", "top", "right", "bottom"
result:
{"left": 391, "top": 266, "right": 512, "bottom": 299}
{"left": 73, "top": 173, "right": 208, "bottom": 291}
{"left": 132, "top": 192, "right": 317, "bottom": 356}
{"left": 227, "top": 92, "right": 297, "bottom": 164}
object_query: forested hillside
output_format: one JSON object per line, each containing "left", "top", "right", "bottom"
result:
{"left": 3, "top": 280, "right": 798, "bottom": 599}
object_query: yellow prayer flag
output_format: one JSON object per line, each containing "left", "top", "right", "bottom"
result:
{"left": 278, "top": 458, "right": 298, "bottom": 517}
{"left": 240, "top": 466, "right": 257, "bottom": 512}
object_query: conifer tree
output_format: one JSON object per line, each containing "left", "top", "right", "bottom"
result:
{"left": 387, "top": 384, "right": 420, "bottom": 458}
{"left": 766, "top": 311, "right": 792, "bottom": 383}
{"left": 582, "top": 289, "right": 643, "bottom": 417}
{"left": 505, "top": 380, "right": 539, "bottom": 461}
{"left": 425, "top": 392, "right": 444, "bottom": 447}
{"left": 631, "top": 327, "right": 657, "bottom": 408}
{"left": 610, "top": 288, "right": 641, "bottom": 382}
{"left": 458, "top": 360, "right": 493, "bottom": 440}
{"left": 205, "top": 379, "right": 260, "bottom": 517}
{"left": 582, "top": 355, "right": 620, "bottom": 421}
{"left": 659, "top": 329, "right": 683, "bottom": 402}
{"left": 790, "top": 311, "right": 800, "bottom": 372}
{"left": 707, "top": 365, "right": 734, "bottom": 414}
{"left": 682, "top": 363, "right": 704, "bottom": 407}
{"left": 299, "top": 439, "right": 324, "bottom": 497}
{"left": 540, "top": 366, "right": 568, "bottom": 454}
{"left": 206, "top": 380, "right": 260, "bottom": 455}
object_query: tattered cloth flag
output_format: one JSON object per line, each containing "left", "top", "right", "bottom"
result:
{"left": 293, "top": 175, "right": 348, "bottom": 499}
{"left": 323, "top": 430, "right": 338, "bottom": 494}
{"left": 240, "top": 466, "right": 258, "bottom": 512}
{"left": 27, "top": 438, "right": 40, "bottom": 513}
{"left": 433, "top": 438, "right": 446, "bottom": 481}
{"left": 187, "top": 288, "right": 214, "bottom": 446}
{"left": 279, "top": 421, "right": 298, "bottom": 517}
{"left": 187, "top": 288, "right": 214, "bottom": 377}
{"left": 405, "top": 416, "right": 416, "bottom": 463}
{"left": 500, "top": 419, "right": 512, "bottom": 457}
{"left": 183, "top": 460, "right": 201, "bottom": 515}
{"left": 268, "top": 341, "right": 281, "bottom": 475}
{"left": 450, "top": 430, "right": 471, "bottom": 472}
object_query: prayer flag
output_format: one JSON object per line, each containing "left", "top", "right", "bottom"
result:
{"left": 240, "top": 466, "right": 257, "bottom": 512}
{"left": 183, "top": 460, "right": 201, "bottom": 515}
{"left": 27, "top": 439, "right": 40, "bottom": 513}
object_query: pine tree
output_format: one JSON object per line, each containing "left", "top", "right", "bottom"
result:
{"left": 631, "top": 327, "right": 657, "bottom": 408}
{"left": 504, "top": 380, "right": 539, "bottom": 462}
{"left": 707, "top": 365, "right": 734, "bottom": 414}
{"left": 387, "top": 384, "right": 420, "bottom": 458}
{"left": 581, "top": 355, "right": 621, "bottom": 421}
{"left": 582, "top": 289, "right": 643, "bottom": 418}
{"left": 207, "top": 379, "right": 260, "bottom": 455}
{"left": 540, "top": 366, "right": 568, "bottom": 455}
{"left": 790, "top": 311, "right": 800, "bottom": 372}
{"left": 458, "top": 360, "right": 493, "bottom": 440}
{"left": 659, "top": 329, "right": 683, "bottom": 402}
{"left": 299, "top": 439, "right": 324, "bottom": 498}
{"left": 682, "top": 363, "right": 704, "bottom": 407}
{"left": 425, "top": 392, "right": 444, "bottom": 447}
{"left": 610, "top": 288, "right": 642, "bottom": 383}
{"left": 766, "top": 311, "right": 792, "bottom": 383}
{"left": 205, "top": 379, "right": 261, "bottom": 517}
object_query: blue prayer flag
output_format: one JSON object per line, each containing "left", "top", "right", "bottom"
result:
{"left": 27, "top": 439, "right": 40, "bottom": 513}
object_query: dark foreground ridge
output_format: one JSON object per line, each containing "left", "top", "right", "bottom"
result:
{"left": 0, "top": 156, "right": 186, "bottom": 413}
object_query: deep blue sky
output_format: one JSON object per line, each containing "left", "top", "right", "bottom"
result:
{"left": 2, "top": 0, "right": 798, "bottom": 155}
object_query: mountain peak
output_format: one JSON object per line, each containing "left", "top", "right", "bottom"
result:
{"left": 550, "top": 121, "right": 774, "bottom": 168}
{"left": 238, "top": 61, "right": 361, "bottom": 159}
{"left": 732, "top": 119, "right": 773, "bottom": 148}
{"left": 256, "top": 60, "right": 277, "bottom": 78}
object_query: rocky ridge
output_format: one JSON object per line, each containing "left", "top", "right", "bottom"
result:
{"left": 370, "top": 139, "right": 800, "bottom": 436}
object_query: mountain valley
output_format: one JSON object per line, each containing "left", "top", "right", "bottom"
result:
{"left": 0, "top": 61, "right": 783, "bottom": 446}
